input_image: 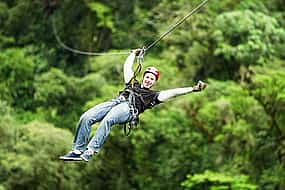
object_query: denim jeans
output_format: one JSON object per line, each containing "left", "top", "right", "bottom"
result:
{"left": 72, "top": 97, "right": 132, "bottom": 153}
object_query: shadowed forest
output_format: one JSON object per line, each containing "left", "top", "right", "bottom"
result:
{"left": 0, "top": 0, "right": 285, "bottom": 189}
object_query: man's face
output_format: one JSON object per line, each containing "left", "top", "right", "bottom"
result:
{"left": 142, "top": 72, "right": 156, "bottom": 89}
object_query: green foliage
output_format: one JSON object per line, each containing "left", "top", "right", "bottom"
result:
{"left": 89, "top": 55, "right": 125, "bottom": 84}
{"left": 0, "top": 100, "right": 11, "bottom": 116}
{"left": 212, "top": 10, "right": 285, "bottom": 65}
{"left": 244, "top": 62, "right": 285, "bottom": 188}
{"left": 0, "top": 2, "right": 15, "bottom": 49}
{"left": 34, "top": 68, "right": 106, "bottom": 128}
{"left": 259, "top": 164, "right": 285, "bottom": 190}
{"left": 87, "top": 2, "right": 114, "bottom": 30}
{"left": 0, "top": 48, "right": 37, "bottom": 109}
{"left": 179, "top": 80, "right": 271, "bottom": 174}
{"left": 181, "top": 170, "right": 257, "bottom": 190}
{"left": 237, "top": 0, "right": 269, "bottom": 13}
{"left": 0, "top": 106, "right": 87, "bottom": 190}
{"left": 0, "top": 100, "right": 15, "bottom": 150}
{"left": 2, "top": 0, "right": 45, "bottom": 46}
{"left": 249, "top": 61, "right": 285, "bottom": 134}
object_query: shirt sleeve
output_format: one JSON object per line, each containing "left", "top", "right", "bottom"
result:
{"left": 157, "top": 87, "right": 194, "bottom": 102}
{"left": 124, "top": 52, "right": 136, "bottom": 84}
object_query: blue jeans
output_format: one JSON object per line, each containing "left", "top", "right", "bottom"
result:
{"left": 72, "top": 97, "right": 132, "bottom": 153}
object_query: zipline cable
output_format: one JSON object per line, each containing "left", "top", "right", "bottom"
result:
{"left": 51, "top": 16, "right": 129, "bottom": 56}
{"left": 51, "top": 0, "right": 209, "bottom": 56}
{"left": 145, "top": 0, "right": 209, "bottom": 51}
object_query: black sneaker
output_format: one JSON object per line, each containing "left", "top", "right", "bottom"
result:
{"left": 59, "top": 151, "right": 82, "bottom": 161}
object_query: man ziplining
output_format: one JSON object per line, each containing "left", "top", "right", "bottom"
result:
{"left": 59, "top": 49, "right": 207, "bottom": 162}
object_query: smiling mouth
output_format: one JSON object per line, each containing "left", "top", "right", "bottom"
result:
{"left": 145, "top": 82, "right": 151, "bottom": 85}
{"left": 143, "top": 82, "right": 151, "bottom": 87}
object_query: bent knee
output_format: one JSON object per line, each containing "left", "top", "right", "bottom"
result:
{"left": 80, "top": 114, "right": 96, "bottom": 126}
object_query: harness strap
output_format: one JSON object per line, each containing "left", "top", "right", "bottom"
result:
{"left": 123, "top": 88, "right": 145, "bottom": 136}
{"left": 123, "top": 49, "right": 146, "bottom": 136}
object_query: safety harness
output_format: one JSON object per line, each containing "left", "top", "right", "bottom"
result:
{"left": 123, "top": 48, "right": 145, "bottom": 136}
{"left": 123, "top": 88, "right": 144, "bottom": 136}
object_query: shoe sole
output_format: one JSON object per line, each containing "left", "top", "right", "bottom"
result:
{"left": 80, "top": 155, "right": 89, "bottom": 162}
{"left": 59, "top": 156, "right": 83, "bottom": 161}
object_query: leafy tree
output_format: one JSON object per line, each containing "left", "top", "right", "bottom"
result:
{"left": 0, "top": 120, "right": 85, "bottom": 190}
{"left": 0, "top": 2, "right": 14, "bottom": 49}
{"left": 181, "top": 9, "right": 285, "bottom": 81}
{"left": 0, "top": 48, "right": 40, "bottom": 110}
{"left": 212, "top": 10, "right": 285, "bottom": 66}
{"left": 245, "top": 61, "right": 285, "bottom": 189}
{"left": 34, "top": 68, "right": 106, "bottom": 129}
{"left": 181, "top": 170, "right": 257, "bottom": 190}
{"left": 0, "top": 100, "right": 15, "bottom": 150}
{"left": 0, "top": 101, "right": 88, "bottom": 190}
{"left": 248, "top": 62, "right": 285, "bottom": 134}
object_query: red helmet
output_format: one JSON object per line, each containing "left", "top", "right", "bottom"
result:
{"left": 143, "top": 66, "right": 160, "bottom": 80}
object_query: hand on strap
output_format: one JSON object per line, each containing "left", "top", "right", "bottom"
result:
{"left": 131, "top": 49, "right": 142, "bottom": 56}
{"left": 193, "top": 80, "right": 207, "bottom": 92}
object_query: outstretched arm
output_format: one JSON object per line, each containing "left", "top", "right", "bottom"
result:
{"left": 157, "top": 81, "right": 207, "bottom": 102}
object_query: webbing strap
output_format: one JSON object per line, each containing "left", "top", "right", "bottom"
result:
{"left": 123, "top": 89, "right": 140, "bottom": 136}
{"left": 123, "top": 49, "right": 146, "bottom": 136}
{"left": 124, "top": 124, "right": 132, "bottom": 136}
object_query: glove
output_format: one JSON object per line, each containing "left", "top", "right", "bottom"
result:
{"left": 192, "top": 80, "right": 207, "bottom": 92}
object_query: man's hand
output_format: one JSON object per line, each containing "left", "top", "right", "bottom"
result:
{"left": 193, "top": 80, "right": 207, "bottom": 92}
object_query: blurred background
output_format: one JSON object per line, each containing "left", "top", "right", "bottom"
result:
{"left": 0, "top": 0, "right": 285, "bottom": 189}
